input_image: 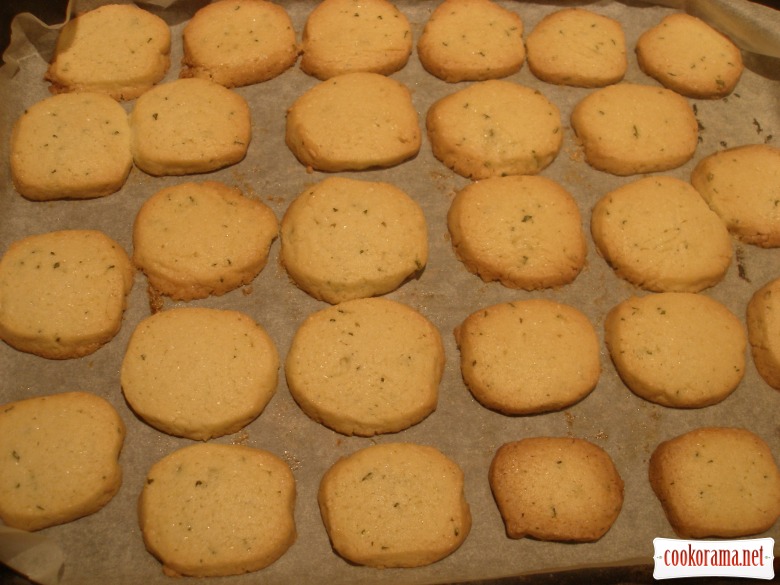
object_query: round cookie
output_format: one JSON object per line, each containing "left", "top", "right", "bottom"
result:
{"left": 121, "top": 307, "right": 279, "bottom": 441}
{"left": 285, "top": 297, "right": 444, "bottom": 436}
{"left": 132, "top": 181, "right": 278, "bottom": 301}
{"left": 139, "top": 443, "right": 296, "bottom": 577}
{"left": 300, "top": 0, "right": 412, "bottom": 80}
{"left": 571, "top": 83, "right": 698, "bottom": 176}
{"left": 447, "top": 175, "right": 587, "bottom": 290}
{"left": 746, "top": 276, "right": 780, "bottom": 391}
{"left": 489, "top": 437, "right": 624, "bottom": 542}
{"left": 649, "top": 427, "right": 780, "bottom": 538}
{"left": 318, "top": 442, "right": 471, "bottom": 568}
{"left": 604, "top": 292, "right": 747, "bottom": 408}
{"left": 453, "top": 299, "right": 600, "bottom": 415}
{"left": 591, "top": 176, "right": 733, "bottom": 293}
{"left": 417, "top": 0, "right": 525, "bottom": 83}
{"left": 280, "top": 177, "right": 427, "bottom": 304}
{"left": 285, "top": 71, "right": 420, "bottom": 172}
{"left": 427, "top": 80, "right": 562, "bottom": 180}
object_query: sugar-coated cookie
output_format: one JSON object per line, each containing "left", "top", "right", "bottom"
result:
{"left": 747, "top": 276, "right": 780, "bottom": 391}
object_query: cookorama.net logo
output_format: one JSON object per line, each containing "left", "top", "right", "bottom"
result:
{"left": 653, "top": 537, "right": 775, "bottom": 580}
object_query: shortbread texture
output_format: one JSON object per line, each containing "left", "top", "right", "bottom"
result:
{"left": 0, "top": 392, "right": 125, "bottom": 531}
{"left": 747, "top": 276, "right": 780, "bottom": 391}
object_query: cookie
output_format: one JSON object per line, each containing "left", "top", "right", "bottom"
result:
{"left": 139, "top": 443, "right": 296, "bottom": 577}
{"left": 0, "top": 230, "right": 135, "bottom": 360}
{"left": 649, "top": 427, "right": 780, "bottom": 538}
{"left": 280, "top": 177, "right": 427, "bottom": 304}
{"left": 121, "top": 307, "right": 279, "bottom": 441}
{"left": 417, "top": 0, "right": 524, "bottom": 83}
{"left": 300, "top": 0, "right": 412, "bottom": 80}
{"left": 447, "top": 175, "right": 587, "bottom": 290}
{"left": 10, "top": 92, "right": 132, "bottom": 201}
{"left": 591, "top": 176, "right": 732, "bottom": 292}
{"left": 747, "top": 276, "right": 780, "bottom": 391}
{"left": 285, "top": 297, "right": 444, "bottom": 436}
{"left": 525, "top": 8, "right": 627, "bottom": 87}
{"left": 132, "top": 181, "right": 278, "bottom": 301}
{"left": 489, "top": 437, "right": 624, "bottom": 542}
{"left": 318, "top": 442, "right": 471, "bottom": 568}
{"left": 691, "top": 144, "right": 780, "bottom": 248}
{"left": 454, "top": 299, "right": 600, "bottom": 415}
{"left": 0, "top": 391, "right": 125, "bottom": 531}
{"left": 636, "top": 13, "right": 743, "bottom": 99}
{"left": 285, "top": 71, "right": 420, "bottom": 172}
{"left": 604, "top": 292, "right": 747, "bottom": 408}
{"left": 427, "top": 80, "right": 562, "bottom": 180}
{"left": 45, "top": 3, "right": 170, "bottom": 100}
{"left": 181, "top": 0, "right": 299, "bottom": 87}
{"left": 571, "top": 83, "right": 698, "bottom": 176}
{"left": 129, "top": 78, "right": 251, "bottom": 176}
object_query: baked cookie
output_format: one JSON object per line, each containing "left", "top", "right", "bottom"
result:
{"left": 121, "top": 307, "right": 279, "bottom": 441}
{"left": 427, "top": 80, "right": 562, "bottom": 179}
{"left": 280, "top": 177, "right": 427, "bottom": 304}
{"left": 604, "top": 292, "right": 747, "bottom": 408}
{"left": 285, "top": 72, "right": 420, "bottom": 172}
{"left": 181, "top": 0, "right": 299, "bottom": 87}
{"left": 318, "top": 442, "right": 471, "bottom": 568}
{"left": 571, "top": 83, "right": 698, "bottom": 175}
{"left": 300, "top": 0, "right": 412, "bottom": 80}
{"left": 649, "top": 427, "right": 780, "bottom": 538}
{"left": 129, "top": 78, "right": 251, "bottom": 176}
{"left": 454, "top": 299, "right": 600, "bottom": 414}
{"left": 747, "top": 276, "right": 780, "bottom": 391}
{"left": 285, "top": 297, "right": 444, "bottom": 436}
{"left": 636, "top": 13, "right": 743, "bottom": 99}
{"left": 526, "top": 8, "right": 627, "bottom": 87}
{"left": 691, "top": 144, "right": 780, "bottom": 248}
{"left": 10, "top": 92, "right": 132, "bottom": 201}
{"left": 0, "top": 392, "right": 125, "bottom": 532}
{"left": 139, "top": 443, "right": 296, "bottom": 577}
{"left": 591, "top": 176, "right": 732, "bottom": 292}
{"left": 0, "top": 230, "right": 135, "bottom": 359}
{"left": 447, "top": 175, "right": 587, "bottom": 290}
{"left": 132, "top": 181, "right": 278, "bottom": 300}
{"left": 417, "top": 0, "right": 524, "bottom": 83}
{"left": 45, "top": 3, "right": 170, "bottom": 100}
{"left": 489, "top": 437, "right": 624, "bottom": 542}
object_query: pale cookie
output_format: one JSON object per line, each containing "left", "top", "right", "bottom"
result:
{"left": 454, "top": 299, "right": 600, "bottom": 415}
{"left": 318, "top": 442, "right": 471, "bottom": 568}
{"left": 417, "top": 0, "right": 524, "bottom": 83}
{"left": 129, "top": 78, "right": 251, "bottom": 176}
{"left": 132, "top": 181, "right": 278, "bottom": 300}
{"left": 10, "top": 92, "right": 132, "bottom": 201}
{"left": 0, "top": 230, "right": 134, "bottom": 359}
{"left": 605, "top": 292, "right": 747, "bottom": 408}
{"left": 571, "top": 83, "right": 698, "bottom": 175}
{"left": 447, "top": 175, "right": 587, "bottom": 290}
{"left": 427, "top": 80, "right": 562, "bottom": 180}
{"left": 747, "top": 276, "right": 780, "bottom": 391}
{"left": 0, "top": 392, "right": 125, "bottom": 531}
{"left": 280, "top": 177, "right": 427, "bottom": 304}
{"left": 591, "top": 176, "right": 732, "bottom": 292}
{"left": 636, "top": 13, "right": 743, "bottom": 99}
{"left": 139, "top": 443, "right": 296, "bottom": 577}
{"left": 649, "top": 427, "right": 780, "bottom": 538}
{"left": 526, "top": 8, "right": 627, "bottom": 87}
{"left": 489, "top": 437, "right": 624, "bottom": 542}
{"left": 121, "top": 307, "right": 279, "bottom": 441}
{"left": 300, "top": 0, "right": 412, "bottom": 80}
{"left": 285, "top": 72, "right": 420, "bottom": 172}
{"left": 691, "top": 144, "right": 780, "bottom": 248}
{"left": 181, "top": 0, "right": 299, "bottom": 87}
{"left": 45, "top": 3, "right": 170, "bottom": 100}
{"left": 285, "top": 297, "right": 444, "bottom": 436}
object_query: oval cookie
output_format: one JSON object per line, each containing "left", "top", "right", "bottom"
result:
{"left": 747, "top": 276, "right": 780, "bottom": 391}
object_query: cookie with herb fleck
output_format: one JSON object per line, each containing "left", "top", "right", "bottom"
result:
{"left": 318, "top": 442, "right": 471, "bottom": 567}
{"left": 139, "top": 443, "right": 296, "bottom": 577}
{"left": 649, "top": 427, "right": 780, "bottom": 538}
{"left": 746, "top": 276, "right": 780, "bottom": 391}
{"left": 489, "top": 437, "right": 624, "bottom": 542}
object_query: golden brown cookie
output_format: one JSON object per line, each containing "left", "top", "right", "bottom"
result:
{"left": 747, "top": 276, "right": 780, "bottom": 391}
